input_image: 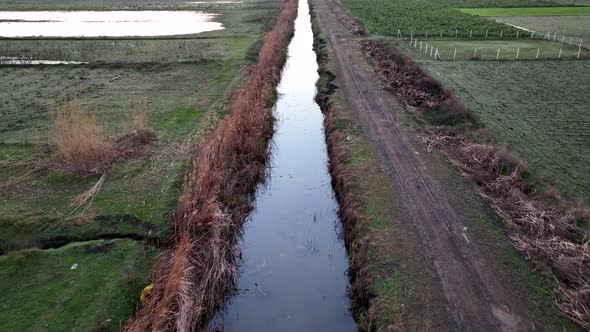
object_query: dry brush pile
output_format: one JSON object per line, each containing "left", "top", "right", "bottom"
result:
{"left": 125, "top": 0, "right": 298, "bottom": 330}
{"left": 362, "top": 39, "right": 590, "bottom": 328}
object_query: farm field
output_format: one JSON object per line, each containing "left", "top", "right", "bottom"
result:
{"left": 460, "top": 6, "right": 590, "bottom": 16}
{"left": 0, "top": 0, "right": 280, "bottom": 329}
{"left": 421, "top": 59, "right": 590, "bottom": 203}
{"left": 493, "top": 15, "right": 590, "bottom": 41}
{"left": 396, "top": 38, "right": 590, "bottom": 60}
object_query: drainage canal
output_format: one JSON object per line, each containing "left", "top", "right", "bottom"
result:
{"left": 216, "top": 0, "right": 356, "bottom": 330}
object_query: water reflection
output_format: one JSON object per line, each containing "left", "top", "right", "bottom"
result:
{"left": 0, "top": 11, "right": 223, "bottom": 37}
{"left": 0, "top": 56, "right": 86, "bottom": 65}
{"left": 217, "top": 0, "right": 356, "bottom": 330}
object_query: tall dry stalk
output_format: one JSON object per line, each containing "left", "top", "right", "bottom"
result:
{"left": 53, "top": 99, "right": 111, "bottom": 175}
{"left": 130, "top": 96, "right": 148, "bottom": 132}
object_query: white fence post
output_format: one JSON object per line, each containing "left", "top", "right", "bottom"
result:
{"left": 531, "top": 31, "right": 534, "bottom": 39}
{"left": 485, "top": 30, "right": 488, "bottom": 39}
{"left": 500, "top": 30, "right": 503, "bottom": 38}
{"left": 425, "top": 30, "right": 428, "bottom": 38}
{"left": 440, "top": 29, "right": 443, "bottom": 37}
{"left": 453, "top": 48, "right": 457, "bottom": 60}
{"left": 430, "top": 46, "right": 433, "bottom": 57}
{"left": 578, "top": 47, "right": 582, "bottom": 59}
{"left": 496, "top": 48, "right": 500, "bottom": 60}
{"left": 558, "top": 48, "right": 562, "bottom": 58}
{"left": 474, "top": 48, "right": 478, "bottom": 59}
{"left": 516, "top": 30, "right": 519, "bottom": 39}
{"left": 553, "top": 32, "right": 557, "bottom": 41}
{"left": 420, "top": 41, "right": 422, "bottom": 51}
{"left": 455, "top": 29, "right": 458, "bottom": 38}
{"left": 516, "top": 48, "right": 520, "bottom": 59}
{"left": 470, "top": 30, "right": 473, "bottom": 38}
{"left": 536, "top": 48, "right": 540, "bottom": 59}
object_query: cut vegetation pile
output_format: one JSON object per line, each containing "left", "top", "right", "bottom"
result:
{"left": 125, "top": 0, "right": 298, "bottom": 330}
{"left": 361, "top": 39, "right": 590, "bottom": 328}
{"left": 361, "top": 40, "right": 474, "bottom": 126}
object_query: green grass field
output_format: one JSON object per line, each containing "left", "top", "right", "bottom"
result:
{"left": 0, "top": 239, "right": 155, "bottom": 331}
{"left": 0, "top": 0, "right": 280, "bottom": 329}
{"left": 494, "top": 15, "right": 590, "bottom": 43}
{"left": 397, "top": 38, "right": 590, "bottom": 60}
{"left": 422, "top": 60, "right": 590, "bottom": 202}
{"left": 461, "top": 6, "right": 590, "bottom": 16}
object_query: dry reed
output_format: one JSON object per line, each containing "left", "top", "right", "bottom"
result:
{"left": 53, "top": 99, "right": 111, "bottom": 175}
{"left": 125, "top": 0, "right": 298, "bottom": 330}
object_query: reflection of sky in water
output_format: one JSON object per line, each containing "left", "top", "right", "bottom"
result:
{"left": 218, "top": 0, "right": 356, "bottom": 331}
{"left": 0, "top": 11, "right": 223, "bottom": 37}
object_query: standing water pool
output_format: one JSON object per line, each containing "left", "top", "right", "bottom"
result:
{"left": 217, "top": 0, "right": 357, "bottom": 330}
{"left": 0, "top": 11, "right": 223, "bottom": 37}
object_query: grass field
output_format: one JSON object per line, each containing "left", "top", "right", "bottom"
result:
{"left": 421, "top": 60, "right": 590, "bottom": 202}
{"left": 396, "top": 38, "right": 590, "bottom": 60}
{"left": 0, "top": 239, "right": 155, "bottom": 331}
{"left": 494, "top": 15, "right": 590, "bottom": 42}
{"left": 0, "top": 0, "right": 280, "bottom": 329}
{"left": 460, "top": 6, "right": 590, "bottom": 16}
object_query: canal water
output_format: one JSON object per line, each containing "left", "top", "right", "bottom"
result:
{"left": 217, "top": 0, "right": 356, "bottom": 330}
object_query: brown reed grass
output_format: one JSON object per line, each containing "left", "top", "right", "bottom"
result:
{"left": 53, "top": 99, "right": 111, "bottom": 175}
{"left": 125, "top": 0, "right": 298, "bottom": 330}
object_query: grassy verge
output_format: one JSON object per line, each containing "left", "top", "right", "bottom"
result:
{"left": 0, "top": 239, "right": 156, "bottom": 331}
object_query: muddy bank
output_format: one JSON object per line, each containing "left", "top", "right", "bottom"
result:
{"left": 361, "top": 39, "right": 590, "bottom": 329}
{"left": 125, "top": 0, "right": 298, "bottom": 330}
{"left": 311, "top": 12, "right": 371, "bottom": 330}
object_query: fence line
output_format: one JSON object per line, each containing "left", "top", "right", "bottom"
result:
{"left": 406, "top": 35, "right": 589, "bottom": 61}
{"left": 394, "top": 27, "right": 588, "bottom": 50}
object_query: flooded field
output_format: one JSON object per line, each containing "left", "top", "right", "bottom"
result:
{"left": 216, "top": 0, "right": 356, "bottom": 330}
{"left": 0, "top": 10, "right": 223, "bottom": 37}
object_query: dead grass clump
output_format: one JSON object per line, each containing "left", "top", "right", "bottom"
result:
{"left": 125, "top": 0, "right": 298, "bottom": 330}
{"left": 130, "top": 96, "right": 148, "bottom": 132}
{"left": 424, "top": 132, "right": 590, "bottom": 328}
{"left": 53, "top": 99, "right": 111, "bottom": 175}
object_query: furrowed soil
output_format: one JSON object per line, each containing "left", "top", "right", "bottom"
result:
{"left": 0, "top": 0, "right": 282, "bottom": 329}
{"left": 312, "top": 0, "right": 574, "bottom": 330}
{"left": 421, "top": 60, "right": 590, "bottom": 203}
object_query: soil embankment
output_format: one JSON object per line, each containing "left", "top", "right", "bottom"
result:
{"left": 125, "top": 0, "right": 298, "bottom": 330}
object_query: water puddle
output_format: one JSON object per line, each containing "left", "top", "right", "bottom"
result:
{"left": 216, "top": 0, "right": 356, "bottom": 330}
{"left": 0, "top": 11, "right": 223, "bottom": 37}
{"left": 0, "top": 56, "right": 86, "bottom": 65}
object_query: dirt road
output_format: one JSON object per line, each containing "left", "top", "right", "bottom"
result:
{"left": 311, "top": 0, "right": 540, "bottom": 330}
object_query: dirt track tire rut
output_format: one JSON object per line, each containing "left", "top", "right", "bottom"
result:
{"left": 311, "top": 0, "right": 540, "bottom": 330}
